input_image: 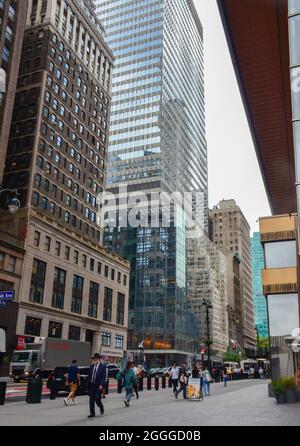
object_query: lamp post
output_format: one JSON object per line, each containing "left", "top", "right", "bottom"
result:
{"left": 255, "top": 325, "right": 260, "bottom": 353}
{"left": 202, "top": 298, "right": 213, "bottom": 371}
{"left": 0, "top": 189, "right": 21, "bottom": 214}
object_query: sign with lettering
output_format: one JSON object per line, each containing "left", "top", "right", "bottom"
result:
{"left": 0, "top": 291, "right": 15, "bottom": 300}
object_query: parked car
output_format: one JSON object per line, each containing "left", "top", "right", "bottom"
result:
{"left": 159, "top": 367, "right": 172, "bottom": 377}
{"left": 147, "top": 367, "right": 161, "bottom": 377}
{"left": 106, "top": 363, "right": 120, "bottom": 379}
{"left": 46, "top": 365, "right": 90, "bottom": 395}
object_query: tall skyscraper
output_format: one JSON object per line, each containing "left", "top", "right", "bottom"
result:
{"left": 0, "top": 0, "right": 130, "bottom": 363}
{"left": 251, "top": 232, "right": 268, "bottom": 339}
{"left": 95, "top": 0, "right": 207, "bottom": 365}
{"left": 0, "top": 0, "right": 28, "bottom": 183}
{"left": 210, "top": 199, "right": 256, "bottom": 349}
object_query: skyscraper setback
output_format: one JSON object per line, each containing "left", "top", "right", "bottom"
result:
{"left": 95, "top": 0, "right": 208, "bottom": 365}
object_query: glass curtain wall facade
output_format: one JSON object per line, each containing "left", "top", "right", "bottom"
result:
{"left": 95, "top": 0, "right": 207, "bottom": 365}
{"left": 251, "top": 233, "right": 268, "bottom": 339}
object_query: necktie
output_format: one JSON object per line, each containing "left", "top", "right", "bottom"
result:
{"left": 92, "top": 364, "right": 98, "bottom": 383}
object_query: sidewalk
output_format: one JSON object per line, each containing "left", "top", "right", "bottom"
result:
{"left": 0, "top": 380, "right": 299, "bottom": 426}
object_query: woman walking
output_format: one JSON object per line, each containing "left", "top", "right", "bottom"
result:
{"left": 223, "top": 367, "right": 228, "bottom": 387}
{"left": 116, "top": 361, "right": 137, "bottom": 407}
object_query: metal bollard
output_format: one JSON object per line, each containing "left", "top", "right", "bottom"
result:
{"left": 147, "top": 376, "right": 151, "bottom": 390}
{"left": 138, "top": 376, "right": 143, "bottom": 392}
{"left": 162, "top": 375, "right": 166, "bottom": 389}
{"left": 49, "top": 382, "right": 56, "bottom": 400}
{"left": 105, "top": 379, "right": 109, "bottom": 395}
{"left": 155, "top": 376, "right": 159, "bottom": 391}
{"left": 117, "top": 379, "right": 122, "bottom": 394}
{"left": 168, "top": 377, "right": 172, "bottom": 388}
{"left": 0, "top": 381, "right": 7, "bottom": 406}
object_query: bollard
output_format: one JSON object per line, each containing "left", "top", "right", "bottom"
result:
{"left": 105, "top": 379, "right": 109, "bottom": 395}
{"left": 147, "top": 376, "right": 151, "bottom": 390}
{"left": 168, "top": 377, "right": 172, "bottom": 388}
{"left": 26, "top": 376, "right": 43, "bottom": 404}
{"left": 0, "top": 381, "right": 7, "bottom": 406}
{"left": 155, "top": 375, "right": 159, "bottom": 391}
{"left": 162, "top": 375, "right": 166, "bottom": 389}
{"left": 117, "top": 378, "right": 122, "bottom": 394}
{"left": 49, "top": 381, "right": 56, "bottom": 400}
{"left": 138, "top": 376, "right": 143, "bottom": 392}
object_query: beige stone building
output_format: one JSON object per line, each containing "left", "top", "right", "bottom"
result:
{"left": 210, "top": 199, "right": 256, "bottom": 348}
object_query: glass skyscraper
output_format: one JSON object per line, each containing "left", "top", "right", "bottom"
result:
{"left": 95, "top": 0, "right": 207, "bottom": 365}
{"left": 251, "top": 233, "right": 269, "bottom": 339}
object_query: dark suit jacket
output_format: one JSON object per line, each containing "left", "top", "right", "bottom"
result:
{"left": 87, "top": 363, "right": 107, "bottom": 392}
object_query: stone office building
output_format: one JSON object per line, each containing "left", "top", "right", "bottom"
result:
{"left": 0, "top": 0, "right": 130, "bottom": 364}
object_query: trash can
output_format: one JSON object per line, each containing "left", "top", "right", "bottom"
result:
{"left": 26, "top": 376, "right": 43, "bottom": 404}
{"left": 138, "top": 376, "right": 143, "bottom": 392}
{"left": 0, "top": 381, "right": 7, "bottom": 406}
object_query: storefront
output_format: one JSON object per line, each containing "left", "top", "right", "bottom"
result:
{"left": 0, "top": 301, "right": 19, "bottom": 377}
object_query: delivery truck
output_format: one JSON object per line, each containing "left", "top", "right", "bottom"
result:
{"left": 9, "top": 337, "right": 91, "bottom": 382}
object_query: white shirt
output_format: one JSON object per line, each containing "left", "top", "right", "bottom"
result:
{"left": 170, "top": 367, "right": 179, "bottom": 379}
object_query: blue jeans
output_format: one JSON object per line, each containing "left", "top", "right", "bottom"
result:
{"left": 203, "top": 379, "right": 210, "bottom": 396}
{"left": 125, "top": 388, "right": 132, "bottom": 402}
{"left": 224, "top": 376, "right": 228, "bottom": 387}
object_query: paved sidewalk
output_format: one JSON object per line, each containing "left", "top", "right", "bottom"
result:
{"left": 0, "top": 380, "right": 299, "bottom": 426}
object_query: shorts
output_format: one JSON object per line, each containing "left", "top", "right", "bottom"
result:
{"left": 69, "top": 382, "right": 78, "bottom": 393}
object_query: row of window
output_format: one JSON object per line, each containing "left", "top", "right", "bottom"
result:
{"left": 30, "top": 258, "right": 126, "bottom": 324}
{"left": 24, "top": 316, "right": 124, "bottom": 349}
{"left": 33, "top": 232, "right": 127, "bottom": 285}
{"left": 0, "top": 252, "right": 16, "bottom": 273}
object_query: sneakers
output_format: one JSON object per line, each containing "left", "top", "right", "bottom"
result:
{"left": 64, "top": 398, "right": 68, "bottom": 406}
{"left": 124, "top": 400, "right": 129, "bottom": 407}
{"left": 100, "top": 407, "right": 104, "bottom": 415}
{"left": 87, "top": 414, "right": 95, "bottom": 418}
{"left": 174, "top": 390, "right": 178, "bottom": 399}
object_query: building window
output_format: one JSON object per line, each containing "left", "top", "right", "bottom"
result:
{"left": 82, "top": 254, "right": 87, "bottom": 268}
{"left": 90, "top": 258, "right": 94, "bottom": 272}
{"left": 111, "top": 269, "right": 115, "bottom": 281}
{"left": 0, "top": 252, "right": 4, "bottom": 269}
{"left": 268, "top": 294, "right": 299, "bottom": 337}
{"left": 64, "top": 246, "right": 70, "bottom": 260}
{"left": 25, "top": 316, "right": 41, "bottom": 336}
{"left": 123, "top": 275, "right": 127, "bottom": 286}
{"left": 48, "top": 321, "right": 63, "bottom": 339}
{"left": 29, "top": 259, "right": 46, "bottom": 304}
{"left": 71, "top": 275, "right": 83, "bottom": 314}
{"left": 7, "top": 256, "right": 16, "bottom": 273}
{"left": 97, "top": 262, "right": 102, "bottom": 275}
{"left": 101, "top": 332, "right": 111, "bottom": 347}
{"left": 114, "top": 335, "right": 124, "bottom": 349}
{"left": 34, "top": 231, "right": 40, "bottom": 247}
{"left": 88, "top": 281, "right": 99, "bottom": 319}
{"left": 52, "top": 267, "right": 66, "bottom": 310}
{"left": 55, "top": 241, "right": 61, "bottom": 256}
{"left": 117, "top": 272, "right": 121, "bottom": 284}
{"left": 45, "top": 236, "right": 51, "bottom": 252}
{"left": 265, "top": 241, "right": 297, "bottom": 269}
{"left": 68, "top": 325, "right": 81, "bottom": 341}
{"left": 103, "top": 287, "right": 113, "bottom": 322}
{"left": 74, "top": 250, "right": 79, "bottom": 265}
{"left": 116, "top": 293, "right": 125, "bottom": 326}
{"left": 104, "top": 265, "right": 108, "bottom": 277}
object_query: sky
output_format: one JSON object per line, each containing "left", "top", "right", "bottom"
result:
{"left": 195, "top": 0, "right": 271, "bottom": 233}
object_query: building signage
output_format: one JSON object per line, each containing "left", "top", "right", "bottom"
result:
{"left": 0, "top": 291, "right": 15, "bottom": 301}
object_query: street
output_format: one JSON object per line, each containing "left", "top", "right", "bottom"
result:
{"left": 0, "top": 380, "right": 299, "bottom": 426}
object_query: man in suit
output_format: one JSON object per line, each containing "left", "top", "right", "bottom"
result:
{"left": 87, "top": 353, "right": 106, "bottom": 418}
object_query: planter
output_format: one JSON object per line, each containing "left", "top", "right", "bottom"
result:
{"left": 275, "top": 392, "right": 286, "bottom": 404}
{"left": 296, "top": 388, "right": 300, "bottom": 403}
{"left": 286, "top": 389, "right": 297, "bottom": 404}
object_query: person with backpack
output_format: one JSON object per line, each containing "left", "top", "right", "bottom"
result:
{"left": 175, "top": 362, "right": 189, "bottom": 400}
{"left": 116, "top": 361, "right": 137, "bottom": 407}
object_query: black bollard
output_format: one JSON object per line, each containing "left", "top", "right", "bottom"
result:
{"left": 105, "top": 379, "right": 109, "bottom": 395}
{"left": 117, "top": 378, "right": 122, "bottom": 394}
{"left": 147, "top": 376, "right": 151, "bottom": 390}
{"left": 155, "top": 375, "right": 159, "bottom": 391}
{"left": 162, "top": 376, "right": 166, "bottom": 389}
{"left": 49, "top": 381, "right": 56, "bottom": 400}
{"left": 0, "top": 381, "right": 7, "bottom": 406}
{"left": 168, "top": 377, "right": 172, "bottom": 388}
{"left": 26, "top": 376, "right": 42, "bottom": 404}
{"left": 138, "top": 376, "right": 143, "bottom": 392}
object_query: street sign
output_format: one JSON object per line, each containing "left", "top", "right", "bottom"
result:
{"left": 0, "top": 301, "right": 8, "bottom": 308}
{"left": 0, "top": 291, "right": 15, "bottom": 300}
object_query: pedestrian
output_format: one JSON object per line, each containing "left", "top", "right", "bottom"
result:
{"left": 168, "top": 363, "right": 179, "bottom": 395}
{"left": 249, "top": 367, "right": 255, "bottom": 379}
{"left": 64, "top": 359, "right": 80, "bottom": 406}
{"left": 259, "top": 367, "right": 264, "bottom": 380}
{"left": 175, "top": 362, "right": 189, "bottom": 399}
{"left": 116, "top": 361, "right": 137, "bottom": 407}
{"left": 223, "top": 367, "right": 228, "bottom": 387}
{"left": 192, "top": 364, "right": 199, "bottom": 378}
{"left": 87, "top": 353, "right": 106, "bottom": 418}
{"left": 202, "top": 366, "right": 212, "bottom": 396}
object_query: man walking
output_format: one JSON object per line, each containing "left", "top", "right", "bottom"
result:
{"left": 169, "top": 363, "right": 179, "bottom": 395}
{"left": 64, "top": 359, "right": 80, "bottom": 406}
{"left": 175, "top": 362, "right": 189, "bottom": 400}
{"left": 87, "top": 353, "right": 106, "bottom": 418}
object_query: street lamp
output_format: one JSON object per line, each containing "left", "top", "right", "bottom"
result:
{"left": 202, "top": 298, "right": 213, "bottom": 371}
{"left": 0, "top": 189, "right": 21, "bottom": 214}
{"left": 255, "top": 325, "right": 260, "bottom": 351}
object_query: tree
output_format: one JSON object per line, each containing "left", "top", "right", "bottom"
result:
{"left": 223, "top": 348, "right": 244, "bottom": 363}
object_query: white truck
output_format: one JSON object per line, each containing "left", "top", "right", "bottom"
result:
{"left": 9, "top": 337, "right": 91, "bottom": 382}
